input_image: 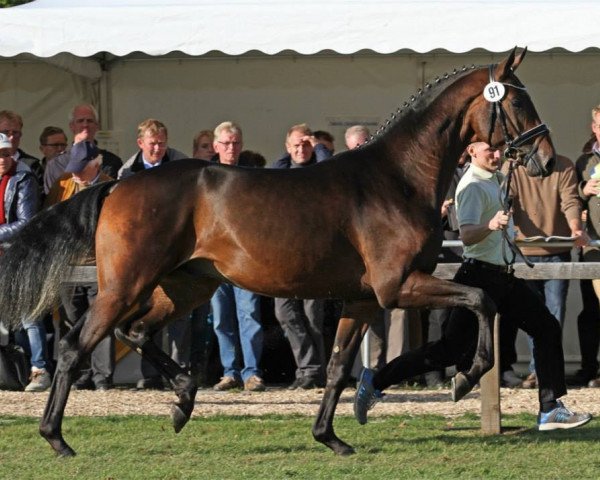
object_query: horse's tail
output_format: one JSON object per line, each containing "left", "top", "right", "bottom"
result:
{"left": 0, "top": 180, "right": 118, "bottom": 328}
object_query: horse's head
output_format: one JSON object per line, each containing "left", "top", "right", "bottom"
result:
{"left": 462, "top": 47, "right": 555, "bottom": 177}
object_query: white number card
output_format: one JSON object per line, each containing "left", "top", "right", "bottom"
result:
{"left": 483, "top": 81, "right": 506, "bottom": 103}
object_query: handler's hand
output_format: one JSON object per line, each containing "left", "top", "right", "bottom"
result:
{"left": 488, "top": 210, "right": 511, "bottom": 231}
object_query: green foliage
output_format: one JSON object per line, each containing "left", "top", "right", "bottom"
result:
{"left": 0, "top": 0, "right": 33, "bottom": 7}
{"left": 1, "top": 414, "right": 599, "bottom": 479}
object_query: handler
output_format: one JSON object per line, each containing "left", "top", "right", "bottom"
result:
{"left": 354, "top": 141, "right": 592, "bottom": 431}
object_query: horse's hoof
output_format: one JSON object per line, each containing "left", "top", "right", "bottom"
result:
{"left": 171, "top": 403, "right": 191, "bottom": 433}
{"left": 57, "top": 446, "right": 76, "bottom": 458}
{"left": 451, "top": 373, "right": 473, "bottom": 402}
{"left": 336, "top": 445, "right": 356, "bottom": 456}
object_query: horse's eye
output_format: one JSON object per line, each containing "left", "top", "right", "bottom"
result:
{"left": 511, "top": 98, "right": 523, "bottom": 109}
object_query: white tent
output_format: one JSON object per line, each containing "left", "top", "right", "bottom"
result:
{"left": 4, "top": 0, "right": 600, "bottom": 57}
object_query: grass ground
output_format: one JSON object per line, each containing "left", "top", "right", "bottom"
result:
{"left": 1, "top": 413, "right": 599, "bottom": 479}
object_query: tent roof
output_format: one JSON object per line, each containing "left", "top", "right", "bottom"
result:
{"left": 2, "top": 0, "right": 599, "bottom": 58}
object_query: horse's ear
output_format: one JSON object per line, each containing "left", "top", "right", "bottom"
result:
{"left": 495, "top": 46, "right": 527, "bottom": 79}
{"left": 511, "top": 47, "right": 527, "bottom": 71}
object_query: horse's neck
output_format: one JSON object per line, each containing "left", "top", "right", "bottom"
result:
{"left": 386, "top": 109, "right": 470, "bottom": 207}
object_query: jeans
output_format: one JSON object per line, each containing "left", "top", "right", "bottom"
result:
{"left": 211, "top": 284, "right": 263, "bottom": 381}
{"left": 524, "top": 253, "right": 570, "bottom": 374}
{"left": 16, "top": 319, "right": 48, "bottom": 370}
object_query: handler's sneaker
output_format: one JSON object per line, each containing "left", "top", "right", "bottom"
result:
{"left": 537, "top": 401, "right": 592, "bottom": 431}
{"left": 354, "top": 368, "right": 383, "bottom": 425}
{"left": 24, "top": 367, "right": 52, "bottom": 392}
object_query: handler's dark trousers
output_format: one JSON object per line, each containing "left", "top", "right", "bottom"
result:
{"left": 373, "top": 261, "right": 567, "bottom": 406}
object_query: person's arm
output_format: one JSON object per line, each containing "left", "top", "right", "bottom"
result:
{"left": 0, "top": 173, "right": 39, "bottom": 242}
{"left": 460, "top": 210, "right": 510, "bottom": 246}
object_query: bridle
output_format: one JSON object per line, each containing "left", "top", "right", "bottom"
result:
{"left": 486, "top": 64, "right": 550, "bottom": 174}
{"left": 485, "top": 64, "right": 551, "bottom": 267}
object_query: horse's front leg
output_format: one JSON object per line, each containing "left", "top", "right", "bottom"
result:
{"left": 395, "top": 271, "right": 497, "bottom": 401}
{"left": 312, "top": 300, "right": 376, "bottom": 455}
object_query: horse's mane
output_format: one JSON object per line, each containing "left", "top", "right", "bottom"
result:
{"left": 365, "top": 64, "right": 480, "bottom": 145}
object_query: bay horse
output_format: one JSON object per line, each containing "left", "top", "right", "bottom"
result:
{"left": 0, "top": 47, "right": 554, "bottom": 457}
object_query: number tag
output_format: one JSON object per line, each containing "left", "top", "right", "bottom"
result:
{"left": 483, "top": 81, "right": 506, "bottom": 103}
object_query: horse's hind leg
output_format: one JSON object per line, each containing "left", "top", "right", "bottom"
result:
{"left": 115, "top": 274, "right": 220, "bottom": 433}
{"left": 39, "top": 302, "right": 116, "bottom": 457}
{"left": 312, "top": 300, "right": 375, "bottom": 455}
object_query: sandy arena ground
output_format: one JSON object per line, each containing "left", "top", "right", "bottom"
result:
{"left": 1, "top": 385, "right": 600, "bottom": 419}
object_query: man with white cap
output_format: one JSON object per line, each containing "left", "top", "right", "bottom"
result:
{"left": 0, "top": 132, "right": 51, "bottom": 392}
{"left": 45, "top": 141, "right": 116, "bottom": 391}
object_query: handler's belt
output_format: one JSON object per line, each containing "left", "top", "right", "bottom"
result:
{"left": 463, "top": 257, "right": 514, "bottom": 274}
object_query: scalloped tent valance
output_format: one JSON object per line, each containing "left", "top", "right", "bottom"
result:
{"left": 1, "top": 0, "right": 598, "bottom": 59}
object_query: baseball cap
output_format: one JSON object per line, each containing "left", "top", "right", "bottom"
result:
{"left": 0, "top": 133, "right": 12, "bottom": 150}
{"left": 65, "top": 141, "right": 99, "bottom": 173}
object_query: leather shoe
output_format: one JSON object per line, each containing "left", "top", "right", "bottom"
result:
{"left": 95, "top": 379, "right": 113, "bottom": 391}
{"left": 136, "top": 376, "right": 164, "bottom": 390}
{"left": 521, "top": 373, "right": 537, "bottom": 389}
{"left": 588, "top": 377, "right": 600, "bottom": 388}
{"left": 71, "top": 375, "right": 94, "bottom": 391}
{"left": 287, "top": 378, "right": 303, "bottom": 390}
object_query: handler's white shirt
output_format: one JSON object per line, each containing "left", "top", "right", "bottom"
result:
{"left": 455, "top": 164, "right": 515, "bottom": 266}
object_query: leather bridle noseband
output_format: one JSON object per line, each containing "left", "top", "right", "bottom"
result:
{"left": 486, "top": 64, "right": 551, "bottom": 268}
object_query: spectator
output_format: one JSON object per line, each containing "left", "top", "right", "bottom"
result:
{"left": 45, "top": 141, "right": 116, "bottom": 391}
{"left": 313, "top": 130, "right": 335, "bottom": 155}
{"left": 210, "top": 121, "right": 265, "bottom": 392}
{"left": 575, "top": 104, "right": 600, "bottom": 387}
{"left": 354, "top": 141, "right": 592, "bottom": 432}
{"left": 423, "top": 148, "right": 471, "bottom": 387}
{"left": 118, "top": 118, "right": 187, "bottom": 179}
{"left": 239, "top": 150, "right": 266, "bottom": 168}
{"left": 344, "top": 125, "right": 371, "bottom": 149}
{"left": 340, "top": 124, "right": 387, "bottom": 371}
{"left": 0, "top": 110, "right": 43, "bottom": 193}
{"left": 118, "top": 118, "right": 188, "bottom": 389}
{"left": 38, "top": 126, "right": 68, "bottom": 169}
{"left": 192, "top": 129, "right": 215, "bottom": 161}
{"left": 272, "top": 124, "right": 332, "bottom": 389}
{"left": 0, "top": 132, "right": 49, "bottom": 392}
{"left": 44, "top": 104, "right": 122, "bottom": 193}
{"left": 504, "top": 154, "right": 586, "bottom": 389}
{"left": 272, "top": 123, "right": 331, "bottom": 168}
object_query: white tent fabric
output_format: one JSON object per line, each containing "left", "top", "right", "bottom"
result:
{"left": 1, "top": 0, "right": 599, "bottom": 58}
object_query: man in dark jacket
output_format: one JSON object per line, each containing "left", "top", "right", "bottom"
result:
{"left": 272, "top": 124, "right": 332, "bottom": 389}
{"left": 0, "top": 110, "right": 43, "bottom": 194}
{"left": 0, "top": 132, "right": 50, "bottom": 392}
{"left": 574, "top": 104, "right": 600, "bottom": 387}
